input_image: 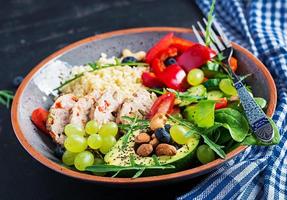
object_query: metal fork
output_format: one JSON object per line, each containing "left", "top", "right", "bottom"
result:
{"left": 192, "top": 18, "right": 274, "bottom": 142}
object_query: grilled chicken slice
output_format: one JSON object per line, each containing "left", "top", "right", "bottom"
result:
{"left": 91, "top": 88, "right": 124, "bottom": 125}
{"left": 46, "top": 94, "right": 78, "bottom": 144}
{"left": 116, "top": 89, "right": 157, "bottom": 124}
{"left": 69, "top": 95, "right": 96, "bottom": 128}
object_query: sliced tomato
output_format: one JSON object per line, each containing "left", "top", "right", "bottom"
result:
{"left": 145, "top": 33, "right": 174, "bottom": 64}
{"left": 230, "top": 57, "right": 238, "bottom": 72}
{"left": 148, "top": 92, "right": 176, "bottom": 118}
{"left": 157, "top": 64, "right": 187, "bottom": 91}
{"left": 141, "top": 72, "right": 164, "bottom": 88}
{"left": 215, "top": 97, "right": 228, "bottom": 110}
{"left": 177, "top": 44, "right": 216, "bottom": 72}
{"left": 31, "top": 107, "right": 49, "bottom": 134}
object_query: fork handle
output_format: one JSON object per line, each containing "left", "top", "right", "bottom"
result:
{"left": 233, "top": 78, "right": 274, "bottom": 142}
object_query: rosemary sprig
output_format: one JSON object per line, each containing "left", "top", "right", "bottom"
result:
{"left": 54, "top": 61, "right": 148, "bottom": 91}
{"left": 0, "top": 90, "right": 14, "bottom": 108}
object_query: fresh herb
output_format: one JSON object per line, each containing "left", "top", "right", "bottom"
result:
{"left": 0, "top": 90, "right": 14, "bottom": 108}
{"left": 201, "top": 134, "right": 226, "bottom": 158}
{"left": 152, "top": 155, "right": 161, "bottom": 166}
{"left": 86, "top": 164, "right": 175, "bottom": 178}
{"left": 54, "top": 61, "right": 148, "bottom": 91}
{"left": 205, "top": 0, "right": 216, "bottom": 46}
{"left": 147, "top": 88, "right": 166, "bottom": 95}
{"left": 119, "top": 116, "right": 150, "bottom": 149}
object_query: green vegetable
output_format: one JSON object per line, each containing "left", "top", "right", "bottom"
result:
{"left": 201, "top": 134, "right": 226, "bottom": 158}
{"left": 203, "top": 78, "right": 221, "bottom": 89}
{"left": 219, "top": 79, "right": 238, "bottom": 96}
{"left": 187, "top": 85, "right": 207, "bottom": 97}
{"left": 202, "top": 68, "right": 229, "bottom": 79}
{"left": 194, "top": 100, "right": 216, "bottom": 128}
{"left": 0, "top": 90, "right": 14, "bottom": 108}
{"left": 242, "top": 118, "right": 280, "bottom": 146}
{"left": 183, "top": 104, "right": 197, "bottom": 122}
{"left": 254, "top": 97, "right": 267, "bottom": 109}
{"left": 207, "top": 90, "right": 224, "bottom": 100}
{"left": 204, "top": 0, "right": 216, "bottom": 46}
{"left": 215, "top": 108, "right": 249, "bottom": 142}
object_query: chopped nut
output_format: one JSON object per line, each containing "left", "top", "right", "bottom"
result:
{"left": 122, "top": 48, "right": 146, "bottom": 61}
{"left": 136, "top": 144, "right": 153, "bottom": 157}
{"left": 149, "top": 137, "right": 159, "bottom": 148}
{"left": 151, "top": 133, "right": 156, "bottom": 139}
{"left": 155, "top": 143, "right": 177, "bottom": 156}
{"left": 135, "top": 133, "right": 151, "bottom": 144}
{"left": 150, "top": 113, "right": 167, "bottom": 130}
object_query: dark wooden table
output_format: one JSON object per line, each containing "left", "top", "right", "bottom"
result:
{"left": 0, "top": 1, "right": 205, "bottom": 199}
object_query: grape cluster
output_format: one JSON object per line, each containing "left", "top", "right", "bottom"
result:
{"left": 62, "top": 120, "right": 118, "bottom": 171}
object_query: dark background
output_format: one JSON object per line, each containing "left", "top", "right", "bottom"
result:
{"left": 0, "top": 0, "right": 205, "bottom": 199}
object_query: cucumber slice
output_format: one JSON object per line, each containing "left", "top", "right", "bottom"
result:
{"left": 187, "top": 84, "right": 207, "bottom": 97}
{"left": 207, "top": 90, "right": 224, "bottom": 100}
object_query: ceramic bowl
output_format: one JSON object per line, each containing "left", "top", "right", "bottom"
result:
{"left": 11, "top": 27, "right": 277, "bottom": 186}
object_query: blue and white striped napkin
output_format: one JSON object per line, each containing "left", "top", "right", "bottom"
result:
{"left": 178, "top": 0, "right": 287, "bottom": 199}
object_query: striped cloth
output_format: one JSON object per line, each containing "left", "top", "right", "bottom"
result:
{"left": 178, "top": 0, "right": 287, "bottom": 199}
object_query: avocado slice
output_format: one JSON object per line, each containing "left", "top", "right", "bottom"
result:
{"left": 105, "top": 130, "right": 200, "bottom": 173}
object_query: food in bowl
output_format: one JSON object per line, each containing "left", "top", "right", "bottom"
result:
{"left": 30, "top": 32, "right": 279, "bottom": 178}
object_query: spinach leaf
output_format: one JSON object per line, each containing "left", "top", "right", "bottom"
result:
{"left": 203, "top": 78, "right": 221, "bottom": 89}
{"left": 242, "top": 118, "right": 280, "bottom": 146}
{"left": 194, "top": 100, "right": 216, "bottom": 128}
{"left": 215, "top": 108, "right": 249, "bottom": 142}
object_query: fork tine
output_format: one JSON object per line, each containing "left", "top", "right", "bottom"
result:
{"left": 197, "top": 21, "right": 219, "bottom": 53}
{"left": 192, "top": 25, "right": 205, "bottom": 46}
{"left": 202, "top": 18, "right": 225, "bottom": 51}
{"left": 212, "top": 19, "right": 231, "bottom": 48}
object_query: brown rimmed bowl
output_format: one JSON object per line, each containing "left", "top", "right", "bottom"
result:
{"left": 11, "top": 27, "right": 277, "bottom": 186}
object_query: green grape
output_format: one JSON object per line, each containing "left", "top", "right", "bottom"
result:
{"left": 219, "top": 79, "right": 238, "bottom": 96}
{"left": 64, "top": 135, "right": 87, "bottom": 153}
{"left": 87, "top": 134, "right": 102, "bottom": 149}
{"left": 64, "top": 124, "right": 85, "bottom": 137}
{"left": 85, "top": 120, "right": 100, "bottom": 135}
{"left": 170, "top": 125, "right": 191, "bottom": 144}
{"left": 99, "top": 122, "right": 118, "bottom": 137}
{"left": 99, "top": 135, "right": 117, "bottom": 154}
{"left": 74, "top": 151, "right": 94, "bottom": 171}
{"left": 94, "top": 157, "right": 105, "bottom": 165}
{"left": 196, "top": 144, "right": 215, "bottom": 164}
{"left": 62, "top": 150, "right": 77, "bottom": 166}
{"left": 187, "top": 69, "right": 205, "bottom": 86}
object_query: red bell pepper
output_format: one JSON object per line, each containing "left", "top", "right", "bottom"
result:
{"left": 215, "top": 97, "right": 228, "bottom": 110}
{"left": 31, "top": 107, "right": 49, "bottom": 134}
{"left": 141, "top": 72, "right": 164, "bottom": 88}
{"left": 171, "top": 36, "right": 194, "bottom": 53}
{"left": 157, "top": 64, "right": 187, "bottom": 91}
{"left": 148, "top": 92, "right": 176, "bottom": 118}
{"left": 177, "top": 43, "right": 216, "bottom": 72}
{"left": 230, "top": 57, "right": 238, "bottom": 72}
{"left": 151, "top": 47, "right": 178, "bottom": 74}
{"left": 146, "top": 33, "right": 174, "bottom": 64}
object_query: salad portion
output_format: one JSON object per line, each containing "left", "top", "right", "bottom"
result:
{"left": 31, "top": 32, "right": 279, "bottom": 178}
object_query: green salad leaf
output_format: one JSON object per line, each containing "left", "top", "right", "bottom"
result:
{"left": 194, "top": 100, "right": 216, "bottom": 128}
{"left": 0, "top": 90, "right": 14, "bottom": 108}
{"left": 215, "top": 108, "right": 249, "bottom": 142}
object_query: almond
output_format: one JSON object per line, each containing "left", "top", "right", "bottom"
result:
{"left": 136, "top": 144, "right": 153, "bottom": 157}
{"left": 155, "top": 143, "right": 177, "bottom": 156}
{"left": 134, "top": 133, "right": 151, "bottom": 144}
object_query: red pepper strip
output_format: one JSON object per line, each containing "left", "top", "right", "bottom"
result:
{"left": 148, "top": 92, "right": 176, "bottom": 118}
{"left": 171, "top": 36, "right": 194, "bottom": 53}
{"left": 230, "top": 57, "right": 238, "bottom": 72}
{"left": 31, "top": 107, "right": 49, "bottom": 134}
{"left": 141, "top": 72, "right": 165, "bottom": 88}
{"left": 151, "top": 47, "right": 178, "bottom": 74}
{"left": 145, "top": 33, "right": 174, "bottom": 64}
{"left": 177, "top": 43, "right": 216, "bottom": 72}
{"left": 215, "top": 97, "right": 228, "bottom": 110}
{"left": 157, "top": 64, "right": 187, "bottom": 91}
